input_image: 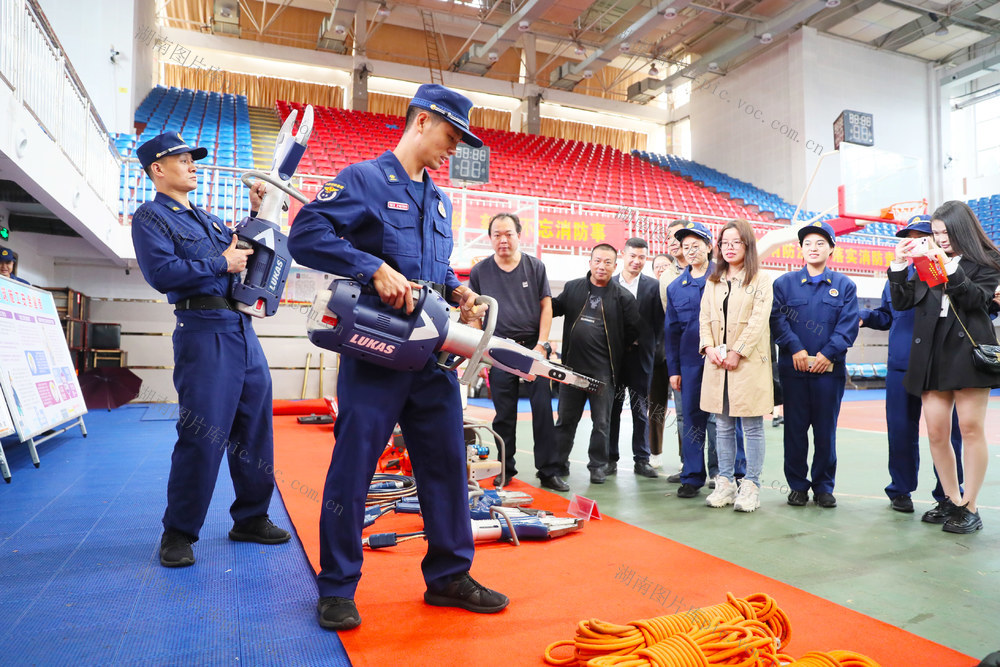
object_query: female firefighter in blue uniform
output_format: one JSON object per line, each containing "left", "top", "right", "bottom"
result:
{"left": 771, "top": 221, "right": 859, "bottom": 509}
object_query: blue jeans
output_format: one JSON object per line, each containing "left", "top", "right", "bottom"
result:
{"left": 717, "top": 413, "right": 764, "bottom": 485}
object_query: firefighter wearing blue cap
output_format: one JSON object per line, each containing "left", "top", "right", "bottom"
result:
{"left": 288, "top": 84, "right": 509, "bottom": 631}
{"left": 131, "top": 132, "right": 289, "bottom": 569}
{"left": 664, "top": 221, "right": 716, "bottom": 497}
{"left": 0, "top": 246, "right": 29, "bottom": 285}
{"left": 770, "top": 220, "right": 859, "bottom": 508}
{"left": 860, "top": 215, "right": 963, "bottom": 517}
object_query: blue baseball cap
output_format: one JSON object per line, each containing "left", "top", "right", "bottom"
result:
{"left": 409, "top": 84, "right": 483, "bottom": 148}
{"left": 673, "top": 220, "right": 713, "bottom": 244}
{"left": 0, "top": 246, "right": 14, "bottom": 262}
{"left": 136, "top": 132, "right": 208, "bottom": 171}
{"left": 797, "top": 220, "right": 836, "bottom": 246}
{"left": 895, "top": 214, "right": 932, "bottom": 237}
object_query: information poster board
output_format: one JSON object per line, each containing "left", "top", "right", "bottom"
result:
{"left": 0, "top": 276, "right": 87, "bottom": 440}
{"left": 0, "top": 389, "right": 13, "bottom": 438}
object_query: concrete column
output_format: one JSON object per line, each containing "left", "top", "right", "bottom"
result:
{"left": 352, "top": 60, "right": 369, "bottom": 111}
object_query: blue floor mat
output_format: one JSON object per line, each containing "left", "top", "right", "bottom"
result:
{"left": 0, "top": 405, "right": 349, "bottom": 667}
{"left": 140, "top": 404, "right": 180, "bottom": 421}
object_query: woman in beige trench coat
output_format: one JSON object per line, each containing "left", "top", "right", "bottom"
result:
{"left": 699, "top": 219, "right": 774, "bottom": 512}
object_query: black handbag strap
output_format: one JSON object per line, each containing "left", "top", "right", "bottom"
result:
{"left": 946, "top": 296, "right": 999, "bottom": 350}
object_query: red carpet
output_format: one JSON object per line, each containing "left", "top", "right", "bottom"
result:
{"left": 272, "top": 415, "right": 975, "bottom": 667}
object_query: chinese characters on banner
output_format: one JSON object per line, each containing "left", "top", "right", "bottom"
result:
{"left": 761, "top": 241, "right": 897, "bottom": 273}
{"left": 286, "top": 192, "right": 894, "bottom": 273}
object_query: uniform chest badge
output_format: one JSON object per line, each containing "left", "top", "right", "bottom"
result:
{"left": 522, "top": 281, "right": 529, "bottom": 288}
{"left": 388, "top": 201, "right": 409, "bottom": 211}
{"left": 212, "top": 222, "right": 222, "bottom": 233}
{"left": 438, "top": 201, "right": 446, "bottom": 216}
{"left": 317, "top": 180, "right": 344, "bottom": 202}
{"left": 829, "top": 288, "right": 839, "bottom": 297}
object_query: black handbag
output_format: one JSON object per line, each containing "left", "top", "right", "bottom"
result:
{"left": 949, "top": 297, "right": 1000, "bottom": 374}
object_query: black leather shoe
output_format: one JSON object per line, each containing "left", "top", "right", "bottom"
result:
{"left": 676, "top": 483, "right": 700, "bottom": 498}
{"left": 539, "top": 475, "right": 569, "bottom": 492}
{"left": 786, "top": 490, "right": 809, "bottom": 506}
{"left": 318, "top": 596, "right": 361, "bottom": 630}
{"left": 159, "top": 529, "right": 195, "bottom": 568}
{"left": 424, "top": 573, "right": 509, "bottom": 613}
{"left": 229, "top": 516, "right": 292, "bottom": 544}
{"left": 922, "top": 498, "right": 958, "bottom": 524}
{"left": 494, "top": 473, "right": 516, "bottom": 488}
{"left": 772, "top": 415, "right": 784, "bottom": 427}
{"left": 590, "top": 468, "right": 606, "bottom": 484}
{"left": 605, "top": 462, "right": 618, "bottom": 475}
{"left": 890, "top": 496, "right": 914, "bottom": 513}
{"left": 815, "top": 492, "right": 837, "bottom": 508}
{"left": 665, "top": 473, "right": 682, "bottom": 483}
{"left": 634, "top": 462, "right": 658, "bottom": 478}
{"left": 942, "top": 505, "right": 983, "bottom": 534}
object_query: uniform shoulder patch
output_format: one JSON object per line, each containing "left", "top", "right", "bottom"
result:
{"left": 317, "top": 180, "right": 345, "bottom": 202}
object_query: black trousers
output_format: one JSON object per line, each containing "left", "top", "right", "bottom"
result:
{"left": 647, "top": 359, "right": 670, "bottom": 456}
{"left": 608, "top": 383, "right": 652, "bottom": 465}
{"left": 548, "top": 370, "right": 614, "bottom": 476}
{"left": 488, "top": 366, "right": 556, "bottom": 477}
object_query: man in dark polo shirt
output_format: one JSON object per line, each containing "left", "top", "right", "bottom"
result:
{"left": 469, "top": 212, "right": 559, "bottom": 490}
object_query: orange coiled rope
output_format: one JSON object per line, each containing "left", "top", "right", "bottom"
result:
{"left": 584, "top": 619, "right": 781, "bottom": 667}
{"left": 778, "top": 650, "right": 882, "bottom": 667}
{"left": 543, "top": 593, "right": 791, "bottom": 666}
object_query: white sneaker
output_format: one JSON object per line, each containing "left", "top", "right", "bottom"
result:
{"left": 650, "top": 454, "right": 662, "bottom": 469}
{"left": 705, "top": 477, "right": 736, "bottom": 507}
{"left": 734, "top": 480, "right": 760, "bottom": 513}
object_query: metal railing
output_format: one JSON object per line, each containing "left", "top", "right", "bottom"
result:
{"left": 0, "top": 0, "right": 122, "bottom": 217}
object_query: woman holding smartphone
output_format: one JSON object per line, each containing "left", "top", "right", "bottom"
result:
{"left": 889, "top": 201, "right": 1000, "bottom": 533}
{"left": 699, "top": 220, "right": 774, "bottom": 512}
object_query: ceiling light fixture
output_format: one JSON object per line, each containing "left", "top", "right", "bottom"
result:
{"left": 487, "top": 50, "right": 499, "bottom": 62}
{"left": 707, "top": 61, "right": 719, "bottom": 72}
{"left": 518, "top": 19, "right": 530, "bottom": 32}
{"left": 575, "top": 43, "right": 585, "bottom": 56}
{"left": 620, "top": 41, "right": 631, "bottom": 52}
{"left": 583, "top": 69, "right": 593, "bottom": 78}
{"left": 825, "top": 0, "right": 841, "bottom": 7}
{"left": 760, "top": 32, "right": 773, "bottom": 44}
{"left": 664, "top": 7, "right": 678, "bottom": 19}
{"left": 375, "top": 3, "right": 390, "bottom": 18}
{"left": 649, "top": 63, "right": 660, "bottom": 77}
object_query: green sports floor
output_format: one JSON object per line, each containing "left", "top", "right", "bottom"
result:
{"left": 498, "top": 393, "right": 1000, "bottom": 661}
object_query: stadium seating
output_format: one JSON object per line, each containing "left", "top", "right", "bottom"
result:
{"left": 115, "top": 86, "right": 254, "bottom": 215}
{"left": 276, "top": 100, "right": 771, "bottom": 218}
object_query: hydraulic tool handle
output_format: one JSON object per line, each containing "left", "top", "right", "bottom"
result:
{"left": 240, "top": 171, "right": 311, "bottom": 207}
{"left": 438, "top": 294, "right": 498, "bottom": 379}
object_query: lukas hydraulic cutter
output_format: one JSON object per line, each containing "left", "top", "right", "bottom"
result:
{"left": 230, "top": 105, "right": 315, "bottom": 317}
{"left": 306, "top": 280, "right": 605, "bottom": 394}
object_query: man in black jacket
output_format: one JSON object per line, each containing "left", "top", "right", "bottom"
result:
{"left": 607, "top": 237, "right": 664, "bottom": 480}
{"left": 544, "top": 243, "right": 641, "bottom": 487}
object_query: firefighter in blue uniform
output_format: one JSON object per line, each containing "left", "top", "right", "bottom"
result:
{"left": 664, "top": 221, "right": 715, "bottom": 498}
{"left": 0, "top": 246, "right": 29, "bottom": 285}
{"left": 771, "top": 220, "right": 859, "bottom": 508}
{"left": 288, "top": 85, "right": 509, "bottom": 631}
{"left": 860, "top": 215, "right": 963, "bottom": 517}
{"left": 131, "top": 133, "right": 290, "bottom": 569}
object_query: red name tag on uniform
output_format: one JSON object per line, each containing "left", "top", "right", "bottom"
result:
{"left": 913, "top": 255, "right": 948, "bottom": 287}
{"left": 387, "top": 202, "right": 409, "bottom": 211}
